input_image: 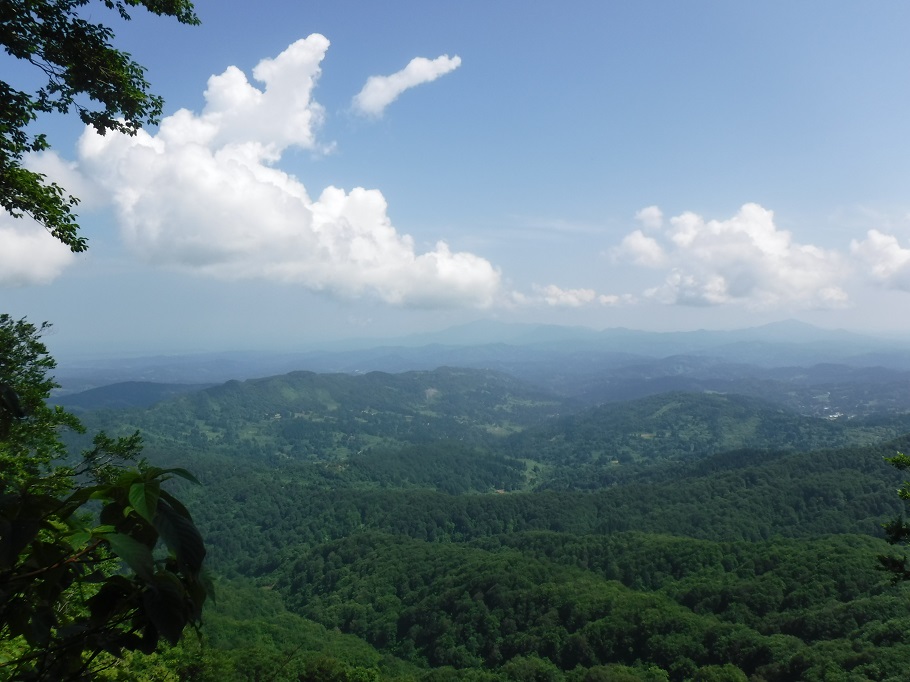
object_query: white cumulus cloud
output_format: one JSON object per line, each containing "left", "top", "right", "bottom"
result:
{"left": 851, "top": 229, "right": 910, "bottom": 291}
{"left": 617, "top": 203, "right": 848, "bottom": 308}
{"left": 635, "top": 205, "right": 663, "bottom": 230}
{"left": 353, "top": 55, "right": 462, "bottom": 117}
{"left": 615, "top": 230, "right": 668, "bottom": 268}
{"left": 530, "top": 285, "right": 628, "bottom": 308}
{"left": 0, "top": 214, "right": 76, "bottom": 287}
{"left": 538, "top": 285, "right": 598, "bottom": 307}
{"left": 74, "top": 36, "right": 500, "bottom": 308}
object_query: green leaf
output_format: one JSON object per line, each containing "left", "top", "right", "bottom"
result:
{"left": 159, "top": 467, "right": 202, "bottom": 485}
{"left": 103, "top": 533, "right": 155, "bottom": 582}
{"left": 142, "top": 572, "right": 190, "bottom": 645}
{"left": 153, "top": 500, "right": 205, "bottom": 576}
{"left": 87, "top": 575, "right": 134, "bottom": 624}
{"left": 66, "top": 531, "right": 91, "bottom": 549}
{"left": 158, "top": 489, "right": 193, "bottom": 519}
{"left": 128, "top": 480, "right": 160, "bottom": 523}
{"left": 88, "top": 487, "right": 114, "bottom": 502}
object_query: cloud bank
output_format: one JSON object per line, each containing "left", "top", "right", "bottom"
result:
{"left": 534, "top": 285, "right": 625, "bottom": 307}
{"left": 615, "top": 203, "right": 847, "bottom": 308}
{"left": 72, "top": 36, "right": 498, "bottom": 308}
{"left": 851, "top": 230, "right": 910, "bottom": 291}
{"left": 0, "top": 214, "right": 75, "bottom": 287}
{"left": 353, "top": 55, "right": 462, "bottom": 117}
{"left": 508, "top": 285, "right": 629, "bottom": 308}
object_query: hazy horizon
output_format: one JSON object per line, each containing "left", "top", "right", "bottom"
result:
{"left": 47, "top": 317, "right": 902, "bottom": 364}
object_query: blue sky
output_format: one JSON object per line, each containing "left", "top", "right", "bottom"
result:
{"left": 4, "top": 1, "right": 910, "bottom": 356}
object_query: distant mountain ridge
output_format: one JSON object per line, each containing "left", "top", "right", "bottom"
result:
{"left": 57, "top": 321, "right": 910, "bottom": 425}
{"left": 54, "top": 319, "right": 907, "bottom": 393}
{"left": 50, "top": 380, "right": 213, "bottom": 412}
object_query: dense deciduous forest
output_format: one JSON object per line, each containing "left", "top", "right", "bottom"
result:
{"left": 25, "top": 365, "right": 909, "bottom": 681}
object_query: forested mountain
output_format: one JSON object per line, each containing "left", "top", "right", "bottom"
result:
{"left": 73, "top": 369, "right": 910, "bottom": 470}
{"left": 46, "top": 359, "right": 910, "bottom": 680}
{"left": 60, "top": 350, "right": 910, "bottom": 421}
{"left": 507, "top": 392, "right": 910, "bottom": 466}
{"left": 50, "top": 380, "right": 213, "bottom": 411}
{"left": 76, "top": 367, "right": 566, "bottom": 462}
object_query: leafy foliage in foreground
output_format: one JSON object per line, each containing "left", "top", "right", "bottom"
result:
{"left": 0, "top": 316, "right": 208, "bottom": 680}
{"left": 0, "top": 464, "right": 208, "bottom": 680}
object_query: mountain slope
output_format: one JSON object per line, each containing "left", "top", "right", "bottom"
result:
{"left": 505, "top": 391, "right": 910, "bottom": 466}
{"left": 81, "top": 367, "right": 568, "bottom": 461}
{"left": 51, "top": 380, "right": 213, "bottom": 411}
